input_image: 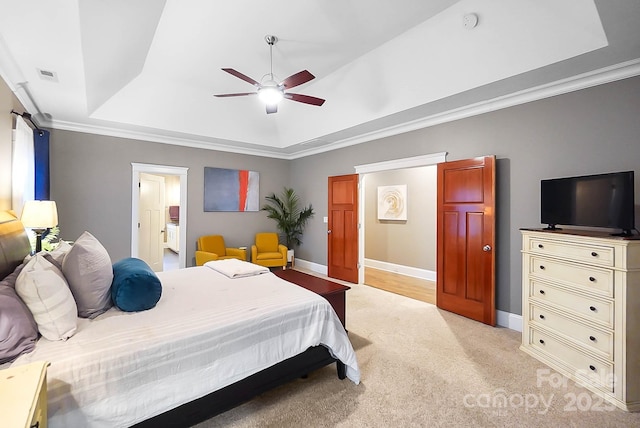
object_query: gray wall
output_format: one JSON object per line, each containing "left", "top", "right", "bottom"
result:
{"left": 290, "top": 76, "right": 640, "bottom": 315}
{"left": 49, "top": 130, "right": 290, "bottom": 264}
{"left": 364, "top": 166, "right": 436, "bottom": 271}
{"left": 27, "top": 75, "right": 640, "bottom": 317}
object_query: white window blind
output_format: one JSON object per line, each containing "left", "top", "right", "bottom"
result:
{"left": 12, "top": 115, "right": 34, "bottom": 215}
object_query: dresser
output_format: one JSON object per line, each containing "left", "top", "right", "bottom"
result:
{"left": 0, "top": 361, "right": 49, "bottom": 427}
{"left": 520, "top": 229, "right": 640, "bottom": 411}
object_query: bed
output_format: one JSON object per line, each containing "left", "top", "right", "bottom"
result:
{"left": 0, "top": 212, "right": 360, "bottom": 427}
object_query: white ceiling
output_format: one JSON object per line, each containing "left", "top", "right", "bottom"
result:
{"left": 1, "top": 0, "right": 639, "bottom": 159}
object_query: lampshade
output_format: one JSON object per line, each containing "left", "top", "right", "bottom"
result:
{"left": 20, "top": 200, "right": 58, "bottom": 229}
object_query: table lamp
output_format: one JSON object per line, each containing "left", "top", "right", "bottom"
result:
{"left": 20, "top": 200, "right": 58, "bottom": 253}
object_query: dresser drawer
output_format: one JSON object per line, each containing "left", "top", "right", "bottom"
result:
{"left": 527, "top": 237, "right": 614, "bottom": 267}
{"left": 530, "top": 280, "right": 613, "bottom": 327}
{"left": 529, "top": 255, "right": 613, "bottom": 296}
{"left": 529, "top": 328, "right": 614, "bottom": 392}
{"left": 530, "top": 304, "right": 613, "bottom": 359}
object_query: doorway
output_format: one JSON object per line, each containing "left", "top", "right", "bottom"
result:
{"left": 354, "top": 152, "right": 447, "bottom": 284}
{"left": 131, "top": 163, "right": 188, "bottom": 270}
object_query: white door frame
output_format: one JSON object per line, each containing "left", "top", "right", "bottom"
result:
{"left": 353, "top": 152, "right": 447, "bottom": 284}
{"left": 131, "top": 163, "right": 189, "bottom": 269}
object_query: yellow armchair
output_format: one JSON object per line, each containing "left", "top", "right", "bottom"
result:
{"left": 195, "top": 235, "right": 246, "bottom": 266}
{"left": 251, "top": 233, "right": 287, "bottom": 268}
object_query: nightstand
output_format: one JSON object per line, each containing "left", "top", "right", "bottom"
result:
{"left": 0, "top": 361, "right": 49, "bottom": 428}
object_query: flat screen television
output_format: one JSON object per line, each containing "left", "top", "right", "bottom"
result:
{"left": 541, "top": 171, "right": 635, "bottom": 236}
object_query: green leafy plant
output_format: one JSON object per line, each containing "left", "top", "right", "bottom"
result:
{"left": 262, "top": 187, "right": 315, "bottom": 248}
{"left": 42, "top": 226, "right": 61, "bottom": 251}
{"left": 26, "top": 225, "right": 61, "bottom": 252}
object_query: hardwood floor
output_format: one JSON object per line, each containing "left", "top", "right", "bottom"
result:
{"left": 364, "top": 267, "right": 436, "bottom": 305}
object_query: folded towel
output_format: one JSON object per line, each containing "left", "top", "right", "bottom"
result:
{"left": 204, "top": 258, "right": 270, "bottom": 279}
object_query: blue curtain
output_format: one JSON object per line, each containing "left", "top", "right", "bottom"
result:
{"left": 33, "top": 129, "right": 50, "bottom": 200}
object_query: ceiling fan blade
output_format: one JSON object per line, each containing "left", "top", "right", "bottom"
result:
{"left": 280, "top": 70, "right": 315, "bottom": 89}
{"left": 221, "top": 68, "right": 260, "bottom": 87}
{"left": 266, "top": 104, "right": 278, "bottom": 114}
{"left": 284, "top": 93, "right": 325, "bottom": 106}
{"left": 213, "top": 92, "right": 256, "bottom": 98}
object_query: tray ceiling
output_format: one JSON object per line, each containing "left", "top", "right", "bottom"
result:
{"left": 0, "top": 0, "right": 638, "bottom": 158}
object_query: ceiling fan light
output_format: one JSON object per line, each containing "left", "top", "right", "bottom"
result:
{"left": 258, "top": 85, "right": 283, "bottom": 104}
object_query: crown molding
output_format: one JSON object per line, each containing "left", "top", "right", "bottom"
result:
{"left": 293, "top": 58, "right": 640, "bottom": 159}
{"left": 46, "top": 118, "right": 289, "bottom": 159}
{"left": 29, "top": 59, "right": 640, "bottom": 160}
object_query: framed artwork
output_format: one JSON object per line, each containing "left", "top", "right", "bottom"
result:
{"left": 377, "top": 184, "right": 407, "bottom": 220}
{"left": 204, "top": 167, "right": 260, "bottom": 212}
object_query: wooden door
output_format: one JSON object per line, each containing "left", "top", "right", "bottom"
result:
{"left": 328, "top": 174, "right": 359, "bottom": 283}
{"left": 139, "top": 173, "right": 165, "bottom": 272}
{"left": 436, "top": 156, "right": 495, "bottom": 325}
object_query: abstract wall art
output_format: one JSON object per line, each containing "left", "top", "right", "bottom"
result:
{"left": 204, "top": 167, "right": 260, "bottom": 212}
{"left": 377, "top": 184, "right": 407, "bottom": 220}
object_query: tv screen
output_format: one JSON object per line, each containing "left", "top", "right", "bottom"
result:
{"left": 541, "top": 171, "right": 635, "bottom": 235}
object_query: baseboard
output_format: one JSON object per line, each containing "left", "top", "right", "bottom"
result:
{"left": 364, "top": 258, "right": 436, "bottom": 281}
{"left": 497, "top": 310, "right": 523, "bottom": 332}
{"left": 293, "top": 258, "right": 327, "bottom": 276}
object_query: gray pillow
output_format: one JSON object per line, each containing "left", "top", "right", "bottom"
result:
{"left": 62, "top": 231, "right": 113, "bottom": 318}
{"left": 0, "top": 282, "right": 38, "bottom": 363}
{"left": 43, "top": 240, "right": 72, "bottom": 269}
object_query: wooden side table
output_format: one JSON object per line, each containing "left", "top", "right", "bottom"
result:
{"left": 0, "top": 361, "right": 49, "bottom": 428}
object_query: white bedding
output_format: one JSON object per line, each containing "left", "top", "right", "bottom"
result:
{"left": 10, "top": 267, "right": 360, "bottom": 428}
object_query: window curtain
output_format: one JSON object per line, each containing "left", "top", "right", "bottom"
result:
{"left": 11, "top": 116, "right": 34, "bottom": 215}
{"left": 34, "top": 129, "right": 50, "bottom": 200}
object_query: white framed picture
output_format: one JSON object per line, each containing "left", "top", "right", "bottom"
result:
{"left": 377, "top": 184, "right": 407, "bottom": 220}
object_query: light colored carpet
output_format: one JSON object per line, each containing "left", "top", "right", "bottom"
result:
{"left": 196, "top": 283, "right": 640, "bottom": 427}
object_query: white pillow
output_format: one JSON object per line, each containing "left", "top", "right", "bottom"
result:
{"left": 62, "top": 231, "right": 113, "bottom": 319}
{"left": 15, "top": 253, "right": 78, "bottom": 341}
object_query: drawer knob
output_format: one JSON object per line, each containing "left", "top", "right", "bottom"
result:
{"left": 539, "top": 314, "right": 545, "bottom": 320}
{"left": 538, "top": 244, "right": 544, "bottom": 249}
{"left": 539, "top": 339, "right": 545, "bottom": 345}
{"left": 539, "top": 265, "right": 545, "bottom": 270}
{"left": 589, "top": 306, "right": 597, "bottom": 312}
{"left": 539, "top": 290, "right": 546, "bottom": 295}
{"left": 589, "top": 365, "right": 597, "bottom": 372}
{"left": 591, "top": 252, "right": 598, "bottom": 257}
{"left": 589, "top": 276, "right": 596, "bottom": 282}
{"left": 589, "top": 336, "right": 596, "bottom": 342}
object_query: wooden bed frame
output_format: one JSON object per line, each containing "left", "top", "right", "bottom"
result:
{"left": 0, "top": 213, "right": 346, "bottom": 427}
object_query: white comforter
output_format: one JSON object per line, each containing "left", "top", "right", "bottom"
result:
{"left": 11, "top": 267, "right": 360, "bottom": 428}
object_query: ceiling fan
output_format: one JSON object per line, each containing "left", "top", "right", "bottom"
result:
{"left": 214, "top": 35, "right": 325, "bottom": 114}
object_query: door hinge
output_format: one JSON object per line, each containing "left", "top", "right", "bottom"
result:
{"left": 357, "top": 262, "right": 361, "bottom": 269}
{"left": 138, "top": 222, "right": 140, "bottom": 229}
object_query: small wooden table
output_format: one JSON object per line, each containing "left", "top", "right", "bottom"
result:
{"left": 0, "top": 361, "right": 49, "bottom": 428}
{"left": 275, "top": 269, "right": 350, "bottom": 328}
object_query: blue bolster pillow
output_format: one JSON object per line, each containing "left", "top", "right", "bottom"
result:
{"left": 111, "top": 258, "right": 162, "bottom": 312}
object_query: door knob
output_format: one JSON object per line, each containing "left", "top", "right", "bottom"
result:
{"left": 327, "top": 230, "right": 332, "bottom": 234}
{"left": 483, "top": 245, "right": 492, "bottom": 252}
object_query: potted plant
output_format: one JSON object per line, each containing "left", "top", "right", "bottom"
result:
{"left": 262, "top": 187, "right": 315, "bottom": 261}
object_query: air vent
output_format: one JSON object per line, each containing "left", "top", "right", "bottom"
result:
{"left": 37, "top": 68, "right": 58, "bottom": 82}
